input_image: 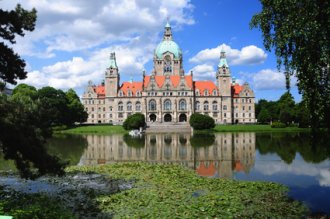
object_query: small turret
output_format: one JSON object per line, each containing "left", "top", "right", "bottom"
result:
{"left": 216, "top": 47, "right": 231, "bottom": 96}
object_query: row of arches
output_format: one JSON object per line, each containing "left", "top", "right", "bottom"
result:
{"left": 148, "top": 99, "right": 187, "bottom": 111}
{"left": 118, "top": 101, "right": 141, "bottom": 111}
{"left": 195, "top": 101, "right": 220, "bottom": 111}
{"left": 149, "top": 113, "right": 187, "bottom": 122}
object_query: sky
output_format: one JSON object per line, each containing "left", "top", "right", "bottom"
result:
{"left": 2, "top": 0, "right": 301, "bottom": 102}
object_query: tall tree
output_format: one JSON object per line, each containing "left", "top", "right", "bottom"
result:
{"left": 0, "top": 5, "right": 65, "bottom": 178}
{"left": 250, "top": 0, "right": 330, "bottom": 132}
{"left": 0, "top": 4, "right": 36, "bottom": 85}
{"left": 65, "top": 88, "right": 88, "bottom": 125}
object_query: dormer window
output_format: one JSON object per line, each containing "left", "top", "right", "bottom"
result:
{"left": 213, "top": 90, "right": 217, "bottom": 96}
{"left": 127, "top": 90, "right": 132, "bottom": 97}
{"left": 119, "top": 91, "right": 123, "bottom": 97}
{"left": 204, "top": 90, "right": 209, "bottom": 96}
{"left": 196, "top": 90, "right": 200, "bottom": 96}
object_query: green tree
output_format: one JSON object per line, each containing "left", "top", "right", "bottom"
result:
{"left": 65, "top": 88, "right": 88, "bottom": 125}
{"left": 257, "top": 108, "right": 271, "bottom": 124}
{"left": 250, "top": 0, "right": 330, "bottom": 131}
{"left": 0, "top": 4, "right": 37, "bottom": 85}
{"left": 123, "top": 113, "right": 146, "bottom": 130}
{"left": 189, "top": 113, "right": 215, "bottom": 130}
{"left": 0, "top": 5, "right": 64, "bottom": 178}
{"left": 38, "top": 86, "right": 69, "bottom": 126}
{"left": 278, "top": 92, "right": 295, "bottom": 124}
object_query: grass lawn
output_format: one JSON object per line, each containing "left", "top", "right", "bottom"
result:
{"left": 213, "top": 124, "right": 310, "bottom": 132}
{"left": 55, "top": 125, "right": 127, "bottom": 134}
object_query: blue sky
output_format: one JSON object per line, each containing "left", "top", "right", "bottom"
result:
{"left": 3, "top": 0, "right": 301, "bottom": 102}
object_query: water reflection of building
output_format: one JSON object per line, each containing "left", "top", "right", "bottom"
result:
{"left": 80, "top": 133, "right": 255, "bottom": 179}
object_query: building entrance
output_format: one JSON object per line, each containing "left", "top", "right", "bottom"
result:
{"left": 164, "top": 114, "right": 172, "bottom": 122}
{"left": 179, "top": 114, "right": 187, "bottom": 122}
{"left": 149, "top": 114, "right": 156, "bottom": 122}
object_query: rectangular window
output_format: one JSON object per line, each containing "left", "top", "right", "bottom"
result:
{"left": 223, "top": 105, "right": 227, "bottom": 110}
{"left": 243, "top": 106, "right": 245, "bottom": 110}
{"left": 249, "top": 106, "right": 251, "bottom": 110}
{"left": 118, "top": 113, "right": 123, "bottom": 118}
{"left": 224, "top": 113, "right": 226, "bottom": 117}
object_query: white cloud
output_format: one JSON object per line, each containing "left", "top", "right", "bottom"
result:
{"left": 189, "top": 64, "right": 215, "bottom": 81}
{"left": 4, "top": 0, "right": 194, "bottom": 55}
{"left": 255, "top": 159, "right": 330, "bottom": 187}
{"left": 189, "top": 43, "right": 267, "bottom": 66}
{"left": 19, "top": 42, "right": 153, "bottom": 90}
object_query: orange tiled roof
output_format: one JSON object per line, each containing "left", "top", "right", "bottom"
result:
{"left": 93, "top": 85, "right": 105, "bottom": 98}
{"left": 234, "top": 160, "right": 244, "bottom": 172}
{"left": 232, "top": 84, "right": 243, "bottom": 97}
{"left": 119, "top": 81, "right": 143, "bottom": 95}
{"left": 196, "top": 161, "right": 217, "bottom": 177}
{"left": 144, "top": 75, "right": 193, "bottom": 89}
{"left": 194, "top": 81, "right": 218, "bottom": 96}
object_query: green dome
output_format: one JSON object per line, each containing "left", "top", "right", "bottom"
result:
{"left": 155, "top": 40, "right": 181, "bottom": 59}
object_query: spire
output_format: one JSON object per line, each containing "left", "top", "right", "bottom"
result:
{"left": 163, "top": 19, "right": 172, "bottom": 41}
{"left": 109, "top": 52, "right": 118, "bottom": 68}
{"left": 218, "top": 47, "right": 229, "bottom": 68}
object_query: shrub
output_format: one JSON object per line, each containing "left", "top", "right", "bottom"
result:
{"left": 189, "top": 113, "right": 215, "bottom": 130}
{"left": 123, "top": 113, "right": 146, "bottom": 130}
{"left": 271, "top": 122, "right": 287, "bottom": 128}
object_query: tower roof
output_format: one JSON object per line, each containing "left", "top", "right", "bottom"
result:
{"left": 155, "top": 21, "right": 182, "bottom": 59}
{"left": 109, "top": 52, "right": 118, "bottom": 68}
{"left": 218, "top": 48, "right": 229, "bottom": 68}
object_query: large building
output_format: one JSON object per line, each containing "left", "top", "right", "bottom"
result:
{"left": 82, "top": 22, "right": 255, "bottom": 125}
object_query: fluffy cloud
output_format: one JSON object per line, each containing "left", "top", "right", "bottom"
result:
{"left": 20, "top": 42, "right": 153, "bottom": 90}
{"left": 251, "top": 69, "right": 298, "bottom": 90}
{"left": 3, "top": 0, "right": 194, "bottom": 55}
{"left": 189, "top": 44, "right": 267, "bottom": 66}
{"left": 254, "top": 159, "right": 330, "bottom": 187}
{"left": 188, "top": 64, "right": 215, "bottom": 81}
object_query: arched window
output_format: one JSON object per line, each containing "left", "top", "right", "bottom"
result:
{"left": 149, "top": 99, "right": 157, "bottom": 111}
{"left": 135, "top": 101, "right": 141, "bottom": 111}
{"left": 213, "top": 90, "right": 217, "bottom": 96}
{"left": 179, "top": 99, "right": 186, "bottom": 110}
{"left": 118, "top": 91, "right": 124, "bottom": 97}
{"left": 195, "top": 90, "right": 200, "bottom": 96}
{"left": 195, "top": 101, "right": 200, "bottom": 110}
{"left": 204, "top": 90, "right": 209, "bottom": 96}
{"left": 127, "top": 101, "right": 132, "bottom": 111}
{"left": 136, "top": 90, "right": 141, "bottom": 97}
{"left": 118, "top": 102, "right": 123, "bottom": 111}
{"left": 212, "top": 101, "right": 217, "bottom": 111}
{"left": 164, "top": 99, "right": 171, "bottom": 110}
{"left": 127, "top": 90, "right": 132, "bottom": 97}
{"left": 203, "top": 101, "right": 209, "bottom": 111}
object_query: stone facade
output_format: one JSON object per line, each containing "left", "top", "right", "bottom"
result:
{"left": 82, "top": 22, "right": 255, "bottom": 125}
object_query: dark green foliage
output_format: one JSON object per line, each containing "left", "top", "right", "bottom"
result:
{"left": 251, "top": 0, "right": 330, "bottom": 131}
{"left": 0, "top": 94, "right": 66, "bottom": 179}
{"left": 123, "top": 134, "right": 145, "bottom": 148}
{"left": 257, "top": 108, "right": 271, "bottom": 124}
{"left": 0, "top": 4, "right": 37, "bottom": 85}
{"left": 271, "top": 122, "right": 287, "bottom": 128}
{"left": 0, "top": 186, "right": 75, "bottom": 218}
{"left": 190, "top": 133, "right": 215, "bottom": 147}
{"left": 189, "top": 113, "right": 215, "bottom": 130}
{"left": 123, "top": 113, "right": 146, "bottom": 130}
{"left": 256, "top": 92, "right": 310, "bottom": 127}
{"left": 66, "top": 88, "right": 88, "bottom": 125}
{"left": 256, "top": 132, "right": 330, "bottom": 164}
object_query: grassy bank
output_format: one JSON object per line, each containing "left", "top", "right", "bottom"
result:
{"left": 213, "top": 124, "right": 309, "bottom": 132}
{"left": 0, "top": 163, "right": 307, "bottom": 218}
{"left": 55, "top": 125, "right": 127, "bottom": 135}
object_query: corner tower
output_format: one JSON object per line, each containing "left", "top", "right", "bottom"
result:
{"left": 216, "top": 48, "right": 231, "bottom": 96}
{"left": 154, "top": 21, "right": 183, "bottom": 76}
{"left": 105, "top": 52, "right": 120, "bottom": 97}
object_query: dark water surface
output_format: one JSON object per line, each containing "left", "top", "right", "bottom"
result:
{"left": 1, "top": 132, "right": 329, "bottom": 214}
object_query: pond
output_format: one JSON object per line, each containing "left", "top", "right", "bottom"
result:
{"left": 1, "top": 132, "right": 329, "bottom": 214}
